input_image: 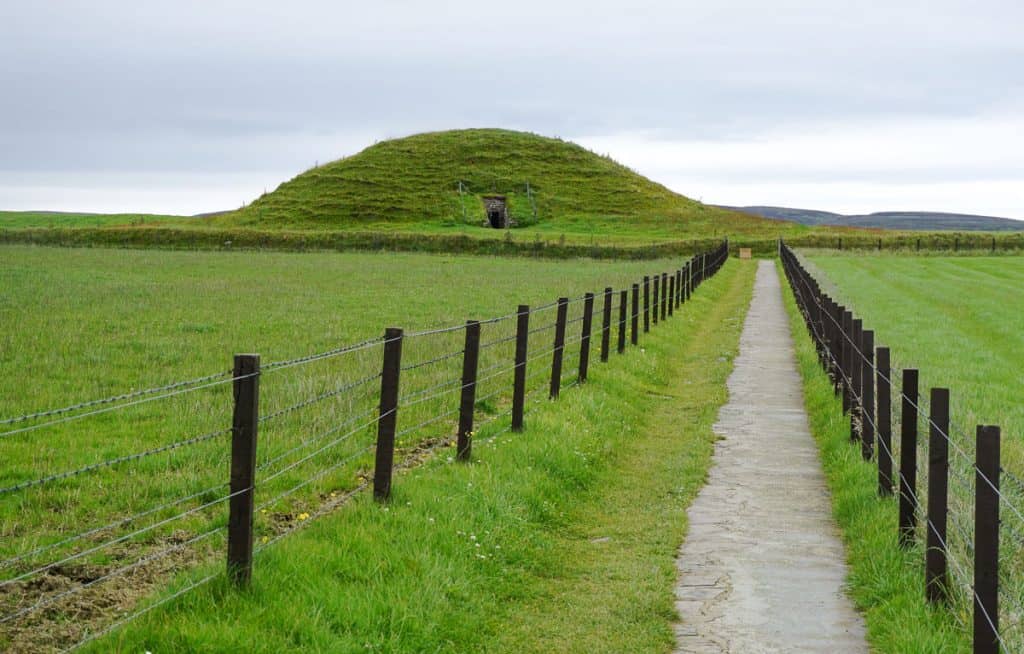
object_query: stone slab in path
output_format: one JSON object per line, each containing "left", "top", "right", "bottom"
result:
{"left": 673, "top": 260, "right": 867, "bottom": 653}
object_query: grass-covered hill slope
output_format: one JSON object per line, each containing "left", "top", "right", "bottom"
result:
{"left": 219, "top": 128, "right": 801, "bottom": 239}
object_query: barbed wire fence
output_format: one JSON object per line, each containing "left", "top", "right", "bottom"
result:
{"left": 0, "top": 241, "right": 730, "bottom": 652}
{"left": 781, "top": 240, "right": 1022, "bottom": 653}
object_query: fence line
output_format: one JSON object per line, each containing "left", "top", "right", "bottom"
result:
{"left": 781, "top": 239, "right": 1017, "bottom": 653}
{"left": 785, "top": 250, "right": 1024, "bottom": 527}
{"left": 0, "top": 241, "right": 730, "bottom": 651}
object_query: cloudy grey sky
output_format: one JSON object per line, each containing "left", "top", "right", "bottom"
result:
{"left": 2, "top": 1, "right": 1022, "bottom": 218}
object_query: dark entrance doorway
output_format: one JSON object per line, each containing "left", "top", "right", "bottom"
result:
{"left": 482, "top": 195, "right": 507, "bottom": 229}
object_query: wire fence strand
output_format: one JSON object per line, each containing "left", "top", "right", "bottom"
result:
{"left": 258, "top": 372, "right": 381, "bottom": 423}
{"left": 0, "top": 427, "right": 232, "bottom": 496}
{"left": 0, "top": 486, "right": 238, "bottom": 588}
{"left": 0, "top": 369, "right": 231, "bottom": 427}
{"left": 0, "top": 376, "right": 245, "bottom": 440}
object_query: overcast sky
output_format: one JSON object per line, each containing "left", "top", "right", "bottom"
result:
{"left": 2, "top": 1, "right": 1022, "bottom": 218}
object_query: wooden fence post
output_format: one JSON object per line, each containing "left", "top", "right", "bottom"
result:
{"left": 511, "top": 306, "right": 529, "bottom": 432}
{"left": 686, "top": 262, "right": 692, "bottom": 301}
{"left": 630, "top": 284, "right": 639, "bottom": 345}
{"left": 899, "top": 368, "right": 919, "bottom": 547}
{"left": 850, "top": 319, "right": 863, "bottom": 442}
{"left": 579, "top": 293, "right": 594, "bottom": 382}
{"left": 668, "top": 275, "right": 675, "bottom": 317}
{"left": 974, "top": 425, "right": 1001, "bottom": 653}
{"left": 549, "top": 298, "right": 568, "bottom": 399}
{"left": 228, "top": 353, "right": 260, "bottom": 587}
{"left": 643, "top": 276, "right": 650, "bottom": 332}
{"left": 661, "top": 272, "right": 668, "bottom": 321}
{"left": 685, "top": 261, "right": 692, "bottom": 300}
{"left": 652, "top": 276, "right": 659, "bottom": 325}
{"left": 841, "top": 310, "right": 852, "bottom": 414}
{"left": 830, "top": 301, "right": 842, "bottom": 396}
{"left": 926, "top": 388, "right": 950, "bottom": 604}
{"left": 618, "top": 290, "right": 627, "bottom": 353}
{"left": 457, "top": 320, "right": 480, "bottom": 461}
{"left": 600, "top": 288, "right": 612, "bottom": 362}
{"left": 877, "top": 347, "right": 892, "bottom": 495}
{"left": 813, "top": 284, "right": 826, "bottom": 360}
{"left": 373, "top": 328, "right": 403, "bottom": 501}
{"left": 821, "top": 294, "right": 833, "bottom": 376}
{"left": 861, "top": 330, "right": 874, "bottom": 460}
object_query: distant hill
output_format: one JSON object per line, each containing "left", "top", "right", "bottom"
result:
{"left": 216, "top": 128, "right": 802, "bottom": 239}
{"left": 724, "top": 206, "right": 1024, "bottom": 232}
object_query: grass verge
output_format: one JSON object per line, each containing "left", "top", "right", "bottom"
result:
{"left": 80, "top": 260, "right": 755, "bottom": 653}
{"left": 777, "top": 261, "right": 969, "bottom": 653}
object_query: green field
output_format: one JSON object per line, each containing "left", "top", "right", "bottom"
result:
{"left": 8, "top": 238, "right": 1023, "bottom": 651}
{"left": 0, "top": 245, "right": 702, "bottom": 408}
{"left": 62, "top": 257, "right": 753, "bottom": 653}
{"left": 0, "top": 245, "right": 728, "bottom": 651}
{"left": 794, "top": 253, "right": 1024, "bottom": 650}
{"left": 803, "top": 255, "right": 1024, "bottom": 473}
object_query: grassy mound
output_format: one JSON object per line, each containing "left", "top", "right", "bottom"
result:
{"left": 220, "top": 128, "right": 796, "bottom": 238}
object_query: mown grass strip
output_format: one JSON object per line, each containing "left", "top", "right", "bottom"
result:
{"left": 804, "top": 254, "right": 1024, "bottom": 475}
{"left": 80, "top": 259, "right": 754, "bottom": 653}
{"left": 777, "top": 262, "right": 969, "bottom": 653}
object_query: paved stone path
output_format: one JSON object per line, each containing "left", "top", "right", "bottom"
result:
{"left": 673, "top": 260, "right": 867, "bottom": 653}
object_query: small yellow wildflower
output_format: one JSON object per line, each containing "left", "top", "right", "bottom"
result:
{"left": 298, "top": 512, "right": 310, "bottom": 521}
{"left": 261, "top": 536, "right": 269, "bottom": 544}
